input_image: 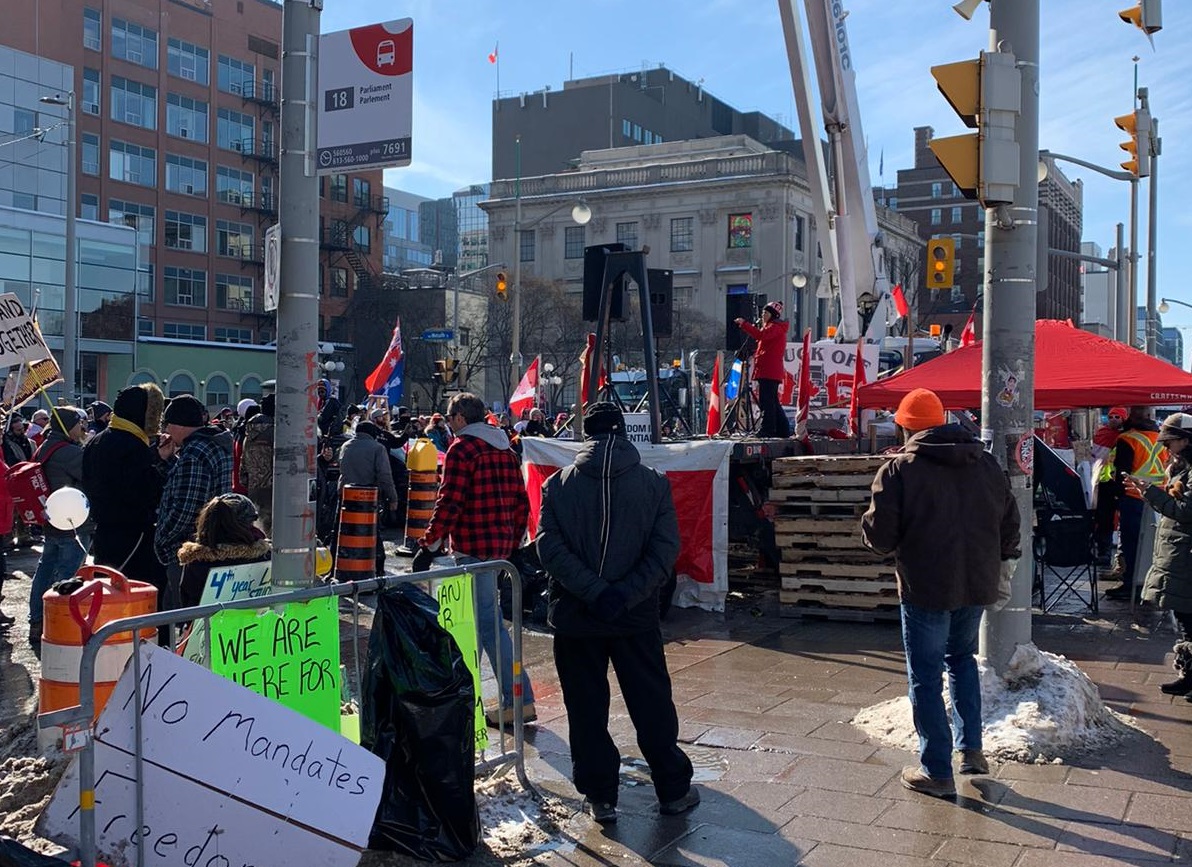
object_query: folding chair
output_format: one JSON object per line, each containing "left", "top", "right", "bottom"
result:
{"left": 1033, "top": 510, "right": 1099, "bottom": 614}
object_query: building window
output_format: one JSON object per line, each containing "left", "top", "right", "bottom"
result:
{"left": 13, "top": 109, "right": 36, "bottom": 136}
{"left": 163, "top": 325, "right": 205, "bottom": 342}
{"left": 167, "top": 38, "right": 209, "bottom": 85}
{"left": 83, "top": 7, "right": 101, "bottom": 51}
{"left": 330, "top": 174, "right": 347, "bottom": 203}
{"left": 952, "top": 183, "right": 961, "bottom": 197}
{"left": 216, "top": 220, "right": 254, "bottom": 258}
{"left": 205, "top": 375, "right": 231, "bottom": 407}
{"left": 670, "top": 217, "right": 693, "bottom": 253}
{"left": 352, "top": 177, "right": 371, "bottom": 208}
{"left": 164, "top": 210, "right": 207, "bottom": 252}
{"left": 330, "top": 267, "right": 348, "bottom": 297}
{"left": 622, "top": 118, "right": 631, "bottom": 139}
{"left": 795, "top": 215, "right": 805, "bottom": 252}
{"left": 931, "top": 182, "right": 942, "bottom": 198}
{"left": 977, "top": 230, "right": 985, "bottom": 247}
{"left": 12, "top": 193, "right": 35, "bottom": 211}
{"left": 458, "top": 326, "right": 470, "bottom": 348}
{"left": 109, "top": 199, "right": 155, "bottom": 247}
{"left": 518, "top": 230, "right": 535, "bottom": 263}
{"left": 728, "top": 213, "right": 752, "bottom": 248}
{"left": 215, "top": 166, "right": 253, "bottom": 204}
{"left": 632, "top": 123, "right": 641, "bottom": 142}
{"left": 138, "top": 264, "right": 153, "bottom": 301}
{"left": 216, "top": 107, "right": 254, "bottom": 152}
{"left": 214, "top": 326, "right": 253, "bottom": 344}
{"left": 564, "top": 225, "right": 585, "bottom": 259}
{"left": 110, "top": 76, "right": 156, "bottom": 129}
{"left": 138, "top": 319, "right": 153, "bottom": 337}
{"left": 951, "top": 234, "right": 962, "bottom": 250}
{"left": 215, "top": 274, "right": 254, "bottom": 311}
{"left": 352, "top": 223, "right": 370, "bottom": 253}
{"left": 80, "top": 194, "right": 99, "bottom": 221}
{"left": 109, "top": 140, "right": 156, "bottom": 187}
{"left": 217, "top": 55, "right": 255, "bottom": 95}
{"left": 616, "top": 221, "right": 638, "bottom": 250}
{"left": 166, "top": 93, "right": 208, "bottom": 142}
{"left": 111, "top": 18, "right": 157, "bottom": 70}
{"left": 164, "top": 154, "right": 207, "bottom": 196}
{"left": 951, "top": 206, "right": 962, "bottom": 224}
{"left": 930, "top": 208, "right": 942, "bottom": 226}
{"left": 888, "top": 196, "right": 898, "bottom": 209}
{"left": 82, "top": 68, "right": 101, "bottom": 115}
{"left": 81, "top": 133, "right": 100, "bottom": 175}
{"left": 164, "top": 267, "right": 206, "bottom": 307}
{"left": 950, "top": 286, "right": 964, "bottom": 304}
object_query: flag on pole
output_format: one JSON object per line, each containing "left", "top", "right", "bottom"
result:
{"left": 364, "top": 318, "right": 404, "bottom": 407}
{"left": 795, "top": 328, "right": 819, "bottom": 440}
{"left": 706, "top": 354, "right": 722, "bottom": 437}
{"left": 779, "top": 369, "right": 796, "bottom": 405}
{"left": 848, "top": 338, "right": 868, "bottom": 439}
{"left": 509, "top": 356, "right": 539, "bottom": 419}
{"left": 890, "top": 283, "right": 910, "bottom": 319}
{"left": 487, "top": 42, "right": 498, "bottom": 64}
{"left": 578, "top": 333, "right": 599, "bottom": 413}
{"left": 960, "top": 310, "right": 977, "bottom": 347}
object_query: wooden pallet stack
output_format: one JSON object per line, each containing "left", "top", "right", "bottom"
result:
{"left": 769, "top": 454, "right": 898, "bottom": 619}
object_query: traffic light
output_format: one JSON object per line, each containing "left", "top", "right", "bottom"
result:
{"left": 1114, "top": 107, "right": 1152, "bottom": 178}
{"left": 1119, "top": 0, "right": 1162, "bottom": 35}
{"left": 925, "top": 238, "right": 956, "bottom": 290}
{"left": 433, "top": 358, "right": 458, "bottom": 386}
{"left": 929, "top": 50, "right": 1021, "bottom": 207}
{"left": 495, "top": 271, "right": 508, "bottom": 301}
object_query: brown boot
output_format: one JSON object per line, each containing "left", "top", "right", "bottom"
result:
{"left": 901, "top": 766, "right": 956, "bottom": 799}
{"left": 959, "top": 749, "right": 989, "bottom": 775}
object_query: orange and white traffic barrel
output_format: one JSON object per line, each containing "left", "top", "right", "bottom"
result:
{"left": 335, "top": 484, "right": 378, "bottom": 583}
{"left": 404, "top": 438, "right": 440, "bottom": 548}
{"left": 38, "top": 565, "right": 156, "bottom": 752}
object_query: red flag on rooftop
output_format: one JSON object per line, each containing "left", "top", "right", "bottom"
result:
{"left": 487, "top": 43, "right": 498, "bottom": 64}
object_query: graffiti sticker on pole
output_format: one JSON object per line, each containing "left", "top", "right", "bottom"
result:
{"left": 317, "top": 19, "right": 413, "bottom": 173}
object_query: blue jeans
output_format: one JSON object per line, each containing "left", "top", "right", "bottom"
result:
{"left": 900, "top": 602, "right": 984, "bottom": 780}
{"left": 459, "top": 555, "right": 535, "bottom": 707}
{"left": 29, "top": 530, "right": 93, "bottom": 624}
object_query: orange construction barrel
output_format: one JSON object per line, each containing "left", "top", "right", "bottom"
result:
{"left": 38, "top": 565, "right": 157, "bottom": 752}
{"left": 404, "top": 438, "right": 440, "bottom": 548}
{"left": 335, "top": 484, "right": 378, "bottom": 583}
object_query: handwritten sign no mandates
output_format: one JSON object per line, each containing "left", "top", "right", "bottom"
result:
{"left": 39, "top": 643, "right": 383, "bottom": 867}
{"left": 210, "top": 596, "right": 341, "bottom": 731}
{"left": 0, "top": 294, "right": 52, "bottom": 369}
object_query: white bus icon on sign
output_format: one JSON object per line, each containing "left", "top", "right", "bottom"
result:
{"left": 377, "top": 40, "right": 396, "bottom": 67}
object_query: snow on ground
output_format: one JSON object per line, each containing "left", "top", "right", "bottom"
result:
{"left": 475, "top": 775, "right": 575, "bottom": 865}
{"left": 852, "top": 643, "right": 1140, "bottom": 764}
{"left": 0, "top": 720, "right": 68, "bottom": 853}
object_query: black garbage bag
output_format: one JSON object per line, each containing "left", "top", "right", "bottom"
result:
{"left": 362, "top": 583, "right": 479, "bottom": 861}
{"left": 0, "top": 836, "right": 71, "bottom": 866}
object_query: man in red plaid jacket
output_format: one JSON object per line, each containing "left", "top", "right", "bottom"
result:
{"left": 413, "top": 392, "right": 536, "bottom": 724}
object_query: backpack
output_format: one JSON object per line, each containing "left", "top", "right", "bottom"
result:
{"left": 6, "top": 440, "right": 69, "bottom": 525}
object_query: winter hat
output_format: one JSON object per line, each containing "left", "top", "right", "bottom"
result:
{"left": 114, "top": 386, "right": 149, "bottom": 429}
{"left": 49, "top": 405, "right": 85, "bottom": 435}
{"left": 216, "top": 492, "right": 259, "bottom": 525}
{"left": 260, "top": 393, "right": 276, "bottom": 417}
{"left": 1159, "top": 412, "right": 1192, "bottom": 442}
{"left": 89, "top": 401, "right": 113, "bottom": 419}
{"left": 1108, "top": 406, "right": 1128, "bottom": 421}
{"left": 894, "top": 388, "right": 946, "bottom": 432}
{"left": 163, "top": 394, "right": 206, "bottom": 428}
{"left": 354, "top": 421, "right": 380, "bottom": 438}
{"left": 763, "top": 300, "right": 784, "bottom": 320}
{"left": 237, "top": 398, "right": 258, "bottom": 417}
{"left": 584, "top": 402, "right": 626, "bottom": 438}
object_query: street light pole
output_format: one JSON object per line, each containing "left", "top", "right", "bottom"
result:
{"left": 40, "top": 92, "right": 76, "bottom": 400}
{"left": 1145, "top": 118, "right": 1160, "bottom": 356}
{"left": 510, "top": 135, "right": 524, "bottom": 397}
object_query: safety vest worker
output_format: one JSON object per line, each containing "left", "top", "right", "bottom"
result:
{"left": 1116, "top": 428, "right": 1168, "bottom": 498}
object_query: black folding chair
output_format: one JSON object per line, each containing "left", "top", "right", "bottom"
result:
{"left": 1033, "top": 510, "right": 1099, "bottom": 614}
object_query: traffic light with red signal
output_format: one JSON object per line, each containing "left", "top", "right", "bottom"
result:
{"left": 495, "top": 271, "right": 508, "bottom": 300}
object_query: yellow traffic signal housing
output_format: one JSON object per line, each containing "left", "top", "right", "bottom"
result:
{"left": 495, "top": 271, "right": 508, "bottom": 300}
{"left": 926, "top": 238, "right": 956, "bottom": 291}
{"left": 1119, "top": 0, "right": 1162, "bottom": 35}
{"left": 433, "top": 358, "right": 459, "bottom": 386}
{"left": 1114, "top": 109, "right": 1152, "bottom": 177}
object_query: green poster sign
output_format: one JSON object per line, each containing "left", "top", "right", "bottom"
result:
{"left": 210, "top": 597, "right": 341, "bottom": 731}
{"left": 431, "top": 573, "right": 488, "bottom": 752}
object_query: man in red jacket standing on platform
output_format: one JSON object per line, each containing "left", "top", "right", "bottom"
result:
{"left": 735, "top": 300, "right": 791, "bottom": 438}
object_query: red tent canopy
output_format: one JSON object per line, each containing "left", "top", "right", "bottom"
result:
{"left": 856, "top": 320, "right": 1192, "bottom": 411}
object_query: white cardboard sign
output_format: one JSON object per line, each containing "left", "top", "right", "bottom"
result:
{"left": 39, "top": 643, "right": 384, "bottom": 867}
{"left": 0, "top": 293, "right": 52, "bottom": 369}
{"left": 622, "top": 412, "right": 652, "bottom": 444}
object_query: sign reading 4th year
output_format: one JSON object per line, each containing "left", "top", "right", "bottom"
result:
{"left": 317, "top": 19, "right": 413, "bottom": 173}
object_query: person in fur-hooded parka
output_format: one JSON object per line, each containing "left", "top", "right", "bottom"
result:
{"left": 178, "top": 493, "right": 270, "bottom": 608}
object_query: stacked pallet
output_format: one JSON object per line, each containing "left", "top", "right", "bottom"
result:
{"left": 769, "top": 454, "right": 898, "bottom": 619}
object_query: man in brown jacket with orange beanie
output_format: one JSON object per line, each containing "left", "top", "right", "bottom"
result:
{"left": 861, "top": 388, "right": 1021, "bottom": 799}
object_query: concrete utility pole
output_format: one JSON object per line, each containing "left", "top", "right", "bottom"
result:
{"left": 1145, "top": 116, "right": 1160, "bottom": 356}
{"left": 980, "top": 0, "right": 1039, "bottom": 674}
{"left": 272, "top": 0, "right": 321, "bottom": 588}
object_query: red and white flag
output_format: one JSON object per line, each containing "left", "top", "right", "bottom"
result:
{"left": 848, "top": 337, "right": 868, "bottom": 439}
{"left": 959, "top": 310, "right": 977, "bottom": 347}
{"left": 509, "top": 356, "right": 539, "bottom": 419}
{"left": 487, "top": 43, "right": 498, "bottom": 64}
{"left": 706, "top": 354, "right": 722, "bottom": 437}
{"left": 795, "top": 328, "right": 819, "bottom": 440}
{"left": 891, "top": 283, "right": 910, "bottom": 320}
{"left": 779, "top": 369, "right": 796, "bottom": 405}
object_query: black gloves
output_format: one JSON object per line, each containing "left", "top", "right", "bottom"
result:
{"left": 591, "top": 584, "right": 629, "bottom": 621}
{"left": 410, "top": 546, "right": 436, "bottom": 573}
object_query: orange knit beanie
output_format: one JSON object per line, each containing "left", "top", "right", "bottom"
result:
{"left": 894, "top": 388, "right": 946, "bottom": 432}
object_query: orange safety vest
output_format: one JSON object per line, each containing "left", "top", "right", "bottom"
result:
{"left": 1117, "top": 428, "right": 1167, "bottom": 497}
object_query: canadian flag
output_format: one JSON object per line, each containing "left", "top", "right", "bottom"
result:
{"left": 891, "top": 283, "right": 910, "bottom": 319}
{"left": 487, "top": 43, "right": 498, "bottom": 64}
{"left": 509, "top": 356, "right": 539, "bottom": 419}
{"left": 706, "top": 354, "right": 722, "bottom": 437}
{"left": 848, "top": 337, "right": 868, "bottom": 439}
{"left": 779, "top": 369, "right": 796, "bottom": 405}
{"left": 960, "top": 310, "right": 977, "bottom": 347}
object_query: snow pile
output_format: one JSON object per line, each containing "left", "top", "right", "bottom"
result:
{"left": 852, "top": 643, "right": 1138, "bottom": 764}
{"left": 475, "top": 776, "right": 574, "bottom": 865}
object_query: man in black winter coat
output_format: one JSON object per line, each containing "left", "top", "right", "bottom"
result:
{"left": 535, "top": 402, "right": 698, "bottom": 826}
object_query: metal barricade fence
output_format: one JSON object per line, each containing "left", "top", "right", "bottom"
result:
{"left": 38, "top": 562, "right": 532, "bottom": 867}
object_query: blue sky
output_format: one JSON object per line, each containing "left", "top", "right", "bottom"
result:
{"left": 321, "top": 1, "right": 1192, "bottom": 347}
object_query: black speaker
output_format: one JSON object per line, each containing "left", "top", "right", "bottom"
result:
{"left": 725, "top": 293, "right": 759, "bottom": 352}
{"left": 582, "top": 243, "right": 628, "bottom": 322}
{"left": 646, "top": 268, "right": 673, "bottom": 338}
